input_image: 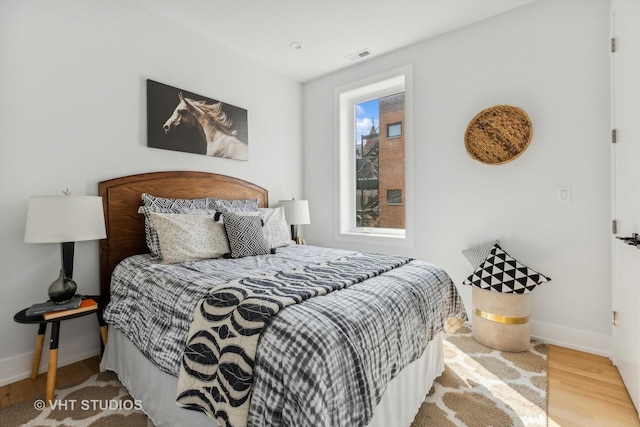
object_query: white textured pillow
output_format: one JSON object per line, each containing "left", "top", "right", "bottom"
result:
{"left": 139, "top": 206, "right": 218, "bottom": 258}
{"left": 259, "top": 207, "right": 294, "bottom": 248}
{"left": 225, "top": 207, "right": 294, "bottom": 248}
{"left": 148, "top": 211, "right": 230, "bottom": 264}
{"left": 462, "top": 239, "right": 500, "bottom": 269}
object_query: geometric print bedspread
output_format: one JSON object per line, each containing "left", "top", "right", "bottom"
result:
{"left": 176, "top": 252, "right": 412, "bottom": 427}
{"left": 104, "top": 245, "right": 467, "bottom": 427}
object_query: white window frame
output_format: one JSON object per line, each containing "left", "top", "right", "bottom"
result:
{"left": 335, "top": 66, "right": 414, "bottom": 246}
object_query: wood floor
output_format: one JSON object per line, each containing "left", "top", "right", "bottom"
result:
{"left": 0, "top": 356, "right": 101, "bottom": 410}
{"left": 547, "top": 345, "right": 639, "bottom": 427}
{"left": 1, "top": 345, "right": 638, "bottom": 426}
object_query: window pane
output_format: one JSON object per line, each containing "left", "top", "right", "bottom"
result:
{"left": 355, "top": 93, "right": 405, "bottom": 229}
{"left": 387, "top": 122, "right": 402, "bottom": 138}
{"left": 387, "top": 189, "right": 402, "bottom": 205}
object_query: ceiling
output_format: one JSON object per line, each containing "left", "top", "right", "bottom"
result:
{"left": 135, "top": 0, "right": 537, "bottom": 82}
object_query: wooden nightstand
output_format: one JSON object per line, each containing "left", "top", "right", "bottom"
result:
{"left": 13, "top": 295, "right": 108, "bottom": 406}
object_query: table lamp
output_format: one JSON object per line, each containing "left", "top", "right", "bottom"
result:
{"left": 24, "top": 192, "right": 106, "bottom": 303}
{"left": 279, "top": 199, "right": 310, "bottom": 244}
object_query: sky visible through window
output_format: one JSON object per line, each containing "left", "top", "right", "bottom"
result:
{"left": 356, "top": 99, "right": 379, "bottom": 144}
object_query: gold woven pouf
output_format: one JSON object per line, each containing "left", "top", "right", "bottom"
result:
{"left": 465, "top": 105, "right": 532, "bottom": 165}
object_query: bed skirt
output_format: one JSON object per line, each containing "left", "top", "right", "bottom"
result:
{"left": 100, "top": 328, "right": 444, "bottom": 427}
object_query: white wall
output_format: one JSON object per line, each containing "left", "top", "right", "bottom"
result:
{"left": 0, "top": 0, "right": 303, "bottom": 385}
{"left": 303, "top": 0, "right": 612, "bottom": 355}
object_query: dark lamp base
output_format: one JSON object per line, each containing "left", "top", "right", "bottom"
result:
{"left": 49, "top": 269, "right": 77, "bottom": 304}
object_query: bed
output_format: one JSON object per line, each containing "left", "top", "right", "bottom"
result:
{"left": 97, "top": 171, "right": 466, "bottom": 427}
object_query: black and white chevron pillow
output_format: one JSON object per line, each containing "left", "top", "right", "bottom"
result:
{"left": 222, "top": 212, "right": 271, "bottom": 258}
{"left": 462, "top": 244, "right": 550, "bottom": 294}
{"left": 142, "top": 193, "right": 210, "bottom": 210}
{"left": 210, "top": 197, "right": 259, "bottom": 212}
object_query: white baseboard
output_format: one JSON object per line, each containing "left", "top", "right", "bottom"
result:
{"left": 0, "top": 332, "right": 101, "bottom": 387}
{"left": 530, "top": 320, "right": 612, "bottom": 358}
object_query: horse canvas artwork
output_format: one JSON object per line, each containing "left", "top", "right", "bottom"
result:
{"left": 147, "top": 80, "right": 249, "bottom": 161}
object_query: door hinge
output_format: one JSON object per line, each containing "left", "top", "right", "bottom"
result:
{"left": 611, "top": 38, "right": 616, "bottom": 53}
{"left": 612, "top": 129, "right": 617, "bottom": 143}
{"left": 612, "top": 219, "right": 618, "bottom": 234}
{"left": 612, "top": 311, "right": 619, "bottom": 326}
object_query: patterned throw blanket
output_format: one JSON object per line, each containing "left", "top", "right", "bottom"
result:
{"left": 176, "top": 252, "right": 413, "bottom": 427}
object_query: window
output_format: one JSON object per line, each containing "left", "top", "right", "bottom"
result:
{"left": 337, "top": 67, "right": 412, "bottom": 242}
{"left": 355, "top": 94, "right": 404, "bottom": 229}
{"left": 387, "top": 189, "right": 402, "bottom": 205}
{"left": 387, "top": 122, "right": 402, "bottom": 138}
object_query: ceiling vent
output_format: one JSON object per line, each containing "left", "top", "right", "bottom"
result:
{"left": 346, "top": 49, "right": 371, "bottom": 62}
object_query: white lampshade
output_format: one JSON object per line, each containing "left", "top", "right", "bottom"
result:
{"left": 279, "top": 199, "right": 311, "bottom": 225}
{"left": 25, "top": 195, "right": 107, "bottom": 243}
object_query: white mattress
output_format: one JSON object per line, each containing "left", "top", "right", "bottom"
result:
{"left": 100, "top": 328, "right": 444, "bottom": 427}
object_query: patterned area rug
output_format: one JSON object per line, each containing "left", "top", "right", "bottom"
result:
{"left": 412, "top": 324, "right": 548, "bottom": 427}
{"left": 1, "top": 324, "right": 546, "bottom": 427}
{"left": 1, "top": 371, "right": 152, "bottom": 427}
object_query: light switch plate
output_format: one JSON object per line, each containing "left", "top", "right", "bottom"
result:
{"left": 557, "top": 186, "right": 571, "bottom": 202}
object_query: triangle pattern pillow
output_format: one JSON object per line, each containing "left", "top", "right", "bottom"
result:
{"left": 462, "top": 244, "right": 550, "bottom": 294}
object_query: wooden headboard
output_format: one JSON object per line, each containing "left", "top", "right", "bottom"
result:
{"left": 98, "top": 171, "right": 268, "bottom": 302}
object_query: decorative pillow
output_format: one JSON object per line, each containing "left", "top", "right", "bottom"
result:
{"left": 142, "top": 193, "right": 210, "bottom": 210}
{"left": 225, "top": 207, "right": 293, "bottom": 248}
{"left": 139, "top": 207, "right": 218, "bottom": 258}
{"left": 210, "top": 198, "right": 259, "bottom": 212}
{"left": 259, "top": 207, "right": 294, "bottom": 248}
{"left": 148, "top": 211, "right": 229, "bottom": 264}
{"left": 140, "top": 193, "right": 214, "bottom": 258}
{"left": 462, "top": 239, "right": 500, "bottom": 268}
{"left": 462, "top": 244, "right": 550, "bottom": 294}
{"left": 222, "top": 212, "right": 270, "bottom": 258}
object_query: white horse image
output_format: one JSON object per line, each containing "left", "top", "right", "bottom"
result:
{"left": 163, "top": 92, "right": 248, "bottom": 160}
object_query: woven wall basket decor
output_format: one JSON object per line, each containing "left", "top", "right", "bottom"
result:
{"left": 464, "top": 105, "right": 533, "bottom": 165}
